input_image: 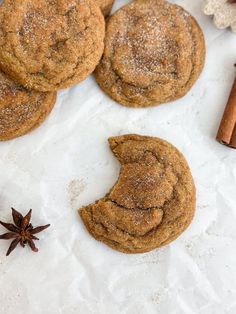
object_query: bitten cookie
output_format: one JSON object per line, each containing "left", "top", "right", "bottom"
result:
{"left": 97, "top": 0, "right": 114, "bottom": 17}
{"left": 79, "top": 134, "right": 196, "bottom": 254}
{"left": 0, "top": 0, "right": 105, "bottom": 92}
{"left": 95, "top": 0, "right": 205, "bottom": 108}
{"left": 0, "top": 71, "right": 56, "bottom": 141}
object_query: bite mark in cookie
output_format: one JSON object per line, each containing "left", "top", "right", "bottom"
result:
{"left": 79, "top": 134, "right": 196, "bottom": 254}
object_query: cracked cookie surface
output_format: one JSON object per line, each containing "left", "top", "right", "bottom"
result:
{"left": 0, "top": 0, "right": 105, "bottom": 92}
{"left": 0, "top": 71, "right": 56, "bottom": 141}
{"left": 95, "top": 0, "right": 205, "bottom": 107}
{"left": 79, "top": 134, "right": 196, "bottom": 254}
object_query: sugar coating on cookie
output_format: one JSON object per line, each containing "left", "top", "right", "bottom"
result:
{"left": 79, "top": 134, "right": 196, "bottom": 254}
{"left": 0, "top": 0, "right": 105, "bottom": 91}
{"left": 0, "top": 71, "right": 56, "bottom": 141}
{"left": 97, "top": 0, "right": 114, "bottom": 17}
{"left": 95, "top": 0, "right": 205, "bottom": 107}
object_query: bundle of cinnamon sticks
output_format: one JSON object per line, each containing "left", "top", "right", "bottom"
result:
{"left": 216, "top": 66, "right": 236, "bottom": 149}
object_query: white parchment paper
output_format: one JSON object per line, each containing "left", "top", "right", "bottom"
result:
{"left": 0, "top": 1, "right": 236, "bottom": 313}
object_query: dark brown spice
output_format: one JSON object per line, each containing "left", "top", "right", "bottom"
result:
{"left": 216, "top": 64, "right": 236, "bottom": 148}
{"left": 0, "top": 208, "right": 50, "bottom": 256}
{"left": 228, "top": 0, "right": 236, "bottom": 3}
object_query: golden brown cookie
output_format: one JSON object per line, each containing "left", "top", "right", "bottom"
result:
{"left": 79, "top": 134, "right": 196, "bottom": 254}
{"left": 97, "top": 0, "right": 114, "bottom": 17}
{"left": 95, "top": 0, "right": 205, "bottom": 108}
{"left": 0, "top": 71, "right": 56, "bottom": 141}
{"left": 0, "top": 0, "right": 105, "bottom": 92}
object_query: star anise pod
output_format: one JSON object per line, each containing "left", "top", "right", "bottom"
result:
{"left": 0, "top": 208, "right": 50, "bottom": 256}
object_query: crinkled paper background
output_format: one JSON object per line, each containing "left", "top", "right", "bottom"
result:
{"left": 0, "top": 1, "right": 236, "bottom": 313}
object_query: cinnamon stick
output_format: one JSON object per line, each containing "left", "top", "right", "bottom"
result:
{"left": 216, "top": 68, "right": 236, "bottom": 149}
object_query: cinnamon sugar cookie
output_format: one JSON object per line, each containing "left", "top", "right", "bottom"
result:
{"left": 97, "top": 0, "right": 114, "bottom": 17}
{"left": 0, "top": 0, "right": 105, "bottom": 92}
{"left": 95, "top": 0, "right": 205, "bottom": 107}
{"left": 79, "top": 134, "right": 196, "bottom": 254}
{"left": 0, "top": 71, "right": 56, "bottom": 141}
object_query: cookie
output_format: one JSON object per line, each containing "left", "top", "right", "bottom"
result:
{"left": 95, "top": 0, "right": 205, "bottom": 108}
{"left": 79, "top": 134, "right": 196, "bottom": 254}
{"left": 0, "top": 0, "right": 105, "bottom": 92}
{"left": 0, "top": 71, "right": 56, "bottom": 141}
{"left": 203, "top": 0, "right": 236, "bottom": 33}
{"left": 97, "top": 0, "right": 114, "bottom": 17}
